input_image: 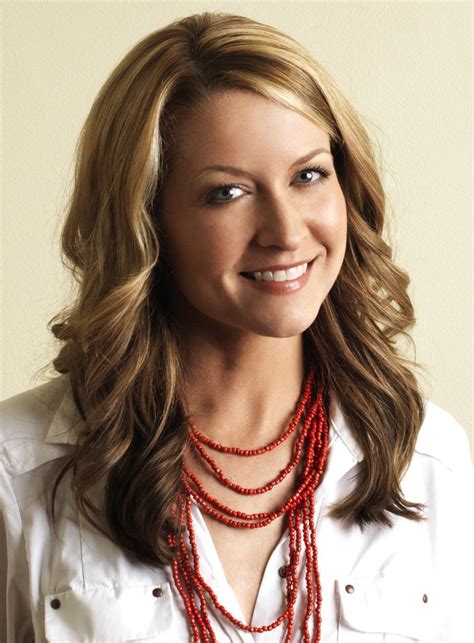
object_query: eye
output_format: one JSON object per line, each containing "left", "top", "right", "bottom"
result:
{"left": 205, "top": 165, "right": 331, "bottom": 205}
{"left": 206, "top": 183, "right": 244, "bottom": 205}
{"left": 295, "top": 165, "right": 331, "bottom": 185}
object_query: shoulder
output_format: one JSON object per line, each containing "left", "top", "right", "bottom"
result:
{"left": 0, "top": 376, "right": 69, "bottom": 438}
{"left": 0, "top": 375, "right": 77, "bottom": 478}
{"left": 414, "top": 399, "right": 472, "bottom": 472}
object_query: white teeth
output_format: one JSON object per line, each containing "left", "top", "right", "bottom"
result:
{"left": 252, "top": 262, "right": 308, "bottom": 282}
{"left": 286, "top": 265, "right": 303, "bottom": 280}
{"left": 273, "top": 270, "right": 287, "bottom": 282}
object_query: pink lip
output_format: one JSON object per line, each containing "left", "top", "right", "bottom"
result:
{"left": 240, "top": 259, "right": 314, "bottom": 274}
{"left": 240, "top": 258, "right": 315, "bottom": 295}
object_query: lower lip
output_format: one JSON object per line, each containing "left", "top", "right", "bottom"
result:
{"left": 240, "top": 261, "right": 314, "bottom": 295}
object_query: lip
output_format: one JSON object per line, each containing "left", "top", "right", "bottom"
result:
{"left": 239, "top": 259, "right": 315, "bottom": 295}
{"left": 240, "top": 259, "right": 313, "bottom": 273}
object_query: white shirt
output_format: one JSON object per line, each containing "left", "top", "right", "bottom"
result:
{"left": 0, "top": 374, "right": 473, "bottom": 642}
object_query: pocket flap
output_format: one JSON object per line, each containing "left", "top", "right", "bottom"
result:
{"left": 337, "top": 575, "right": 430, "bottom": 639}
{"left": 44, "top": 583, "right": 174, "bottom": 642}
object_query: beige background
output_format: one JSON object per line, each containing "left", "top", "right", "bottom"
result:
{"left": 1, "top": 1, "right": 472, "bottom": 456}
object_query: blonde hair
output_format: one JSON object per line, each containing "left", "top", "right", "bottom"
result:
{"left": 49, "top": 11, "right": 426, "bottom": 566}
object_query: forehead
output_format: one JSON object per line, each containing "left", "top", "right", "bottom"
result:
{"left": 166, "top": 90, "right": 331, "bottom": 172}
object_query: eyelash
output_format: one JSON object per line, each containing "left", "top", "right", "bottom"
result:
{"left": 205, "top": 165, "right": 331, "bottom": 205}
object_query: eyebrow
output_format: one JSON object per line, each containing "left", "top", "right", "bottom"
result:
{"left": 196, "top": 147, "right": 332, "bottom": 180}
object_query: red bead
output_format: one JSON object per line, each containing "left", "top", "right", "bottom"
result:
{"left": 169, "top": 371, "right": 327, "bottom": 641}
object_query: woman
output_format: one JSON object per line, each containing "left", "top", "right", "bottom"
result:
{"left": 0, "top": 11, "right": 472, "bottom": 642}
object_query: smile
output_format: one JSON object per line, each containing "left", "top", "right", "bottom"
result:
{"left": 239, "top": 259, "right": 315, "bottom": 295}
{"left": 243, "top": 262, "right": 308, "bottom": 282}
{"left": 240, "top": 262, "right": 311, "bottom": 281}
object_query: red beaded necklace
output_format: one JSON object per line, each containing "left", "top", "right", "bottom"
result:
{"left": 168, "top": 370, "right": 330, "bottom": 642}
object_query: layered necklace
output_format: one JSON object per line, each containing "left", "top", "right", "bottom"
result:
{"left": 168, "top": 370, "right": 330, "bottom": 642}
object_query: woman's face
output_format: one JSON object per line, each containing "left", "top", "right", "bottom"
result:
{"left": 159, "top": 90, "right": 347, "bottom": 338}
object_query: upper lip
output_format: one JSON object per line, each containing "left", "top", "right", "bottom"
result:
{"left": 241, "top": 259, "right": 313, "bottom": 273}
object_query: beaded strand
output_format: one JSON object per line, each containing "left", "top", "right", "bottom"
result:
{"left": 169, "top": 370, "right": 330, "bottom": 641}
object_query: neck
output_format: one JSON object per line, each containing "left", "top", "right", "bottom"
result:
{"left": 178, "top": 322, "right": 307, "bottom": 448}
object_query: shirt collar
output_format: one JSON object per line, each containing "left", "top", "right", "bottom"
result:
{"left": 44, "top": 376, "right": 84, "bottom": 445}
{"left": 327, "top": 386, "right": 364, "bottom": 463}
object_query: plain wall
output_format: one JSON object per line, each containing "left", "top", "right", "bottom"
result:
{"left": 1, "top": 1, "right": 472, "bottom": 455}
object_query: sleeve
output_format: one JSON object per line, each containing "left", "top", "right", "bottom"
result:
{"left": 0, "top": 459, "right": 34, "bottom": 643}
{"left": 437, "top": 423, "right": 474, "bottom": 641}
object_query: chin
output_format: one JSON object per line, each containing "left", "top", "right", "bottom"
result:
{"left": 248, "top": 308, "right": 321, "bottom": 339}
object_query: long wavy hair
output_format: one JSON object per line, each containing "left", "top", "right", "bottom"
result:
{"left": 48, "top": 11, "right": 427, "bottom": 567}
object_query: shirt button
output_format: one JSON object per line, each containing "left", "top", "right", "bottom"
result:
{"left": 423, "top": 593, "right": 428, "bottom": 603}
{"left": 345, "top": 584, "right": 355, "bottom": 594}
{"left": 152, "top": 587, "right": 164, "bottom": 597}
{"left": 50, "top": 598, "right": 61, "bottom": 609}
{"left": 278, "top": 565, "right": 288, "bottom": 578}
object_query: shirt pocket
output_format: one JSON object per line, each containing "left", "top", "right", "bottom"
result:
{"left": 336, "top": 574, "right": 431, "bottom": 642}
{"left": 44, "top": 582, "right": 176, "bottom": 642}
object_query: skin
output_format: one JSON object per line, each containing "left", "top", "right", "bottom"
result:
{"left": 159, "top": 89, "right": 348, "bottom": 622}
{"left": 160, "top": 89, "right": 347, "bottom": 440}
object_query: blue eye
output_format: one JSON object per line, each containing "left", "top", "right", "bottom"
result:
{"left": 296, "top": 166, "right": 330, "bottom": 184}
{"left": 207, "top": 184, "right": 242, "bottom": 204}
{"left": 205, "top": 165, "right": 331, "bottom": 205}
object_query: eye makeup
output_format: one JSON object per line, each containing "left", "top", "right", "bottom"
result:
{"left": 205, "top": 165, "right": 332, "bottom": 205}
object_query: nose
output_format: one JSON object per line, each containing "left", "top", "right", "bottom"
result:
{"left": 253, "top": 191, "right": 309, "bottom": 251}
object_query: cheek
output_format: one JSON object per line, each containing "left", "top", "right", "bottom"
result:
{"left": 162, "top": 218, "right": 245, "bottom": 281}
{"left": 311, "top": 191, "right": 347, "bottom": 250}
{"left": 331, "top": 201, "right": 348, "bottom": 248}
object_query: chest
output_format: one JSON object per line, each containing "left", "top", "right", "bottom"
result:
{"left": 191, "top": 439, "right": 302, "bottom": 623}
{"left": 19, "top": 454, "right": 446, "bottom": 642}
{"left": 203, "top": 513, "right": 288, "bottom": 624}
